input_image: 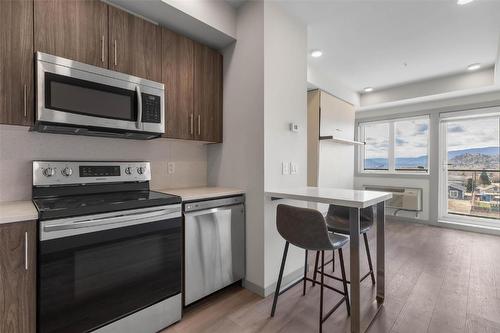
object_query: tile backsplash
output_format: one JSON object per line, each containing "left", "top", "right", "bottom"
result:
{"left": 0, "top": 125, "right": 208, "bottom": 201}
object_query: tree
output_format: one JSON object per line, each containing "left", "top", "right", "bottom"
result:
{"left": 466, "top": 178, "right": 474, "bottom": 193}
{"left": 479, "top": 170, "right": 491, "bottom": 186}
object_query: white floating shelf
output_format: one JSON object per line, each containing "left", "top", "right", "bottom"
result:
{"left": 319, "top": 136, "right": 366, "bottom": 145}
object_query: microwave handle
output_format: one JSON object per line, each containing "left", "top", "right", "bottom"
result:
{"left": 136, "top": 85, "right": 142, "bottom": 129}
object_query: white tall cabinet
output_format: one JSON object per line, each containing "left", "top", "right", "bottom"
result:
{"left": 307, "top": 89, "right": 356, "bottom": 210}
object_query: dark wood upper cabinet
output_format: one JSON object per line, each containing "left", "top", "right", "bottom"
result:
{"left": 0, "top": 220, "right": 36, "bottom": 333}
{"left": 161, "top": 28, "right": 194, "bottom": 140}
{"left": 34, "top": 0, "right": 108, "bottom": 68}
{"left": 109, "top": 6, "right": 162, "bottom": 82}
{"left": 0, "top": 0, "right": 34, "bottom": 126}
{"left": 194, "top": 43, "right": 223, "bottom": 143}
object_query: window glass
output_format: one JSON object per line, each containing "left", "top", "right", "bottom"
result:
{"left": 363, "top": 122, "right": 389, "bottom": 170}
{"left": 394, "top": 118, "right": 429, "bottom": 171}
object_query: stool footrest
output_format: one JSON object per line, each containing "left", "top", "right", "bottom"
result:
{"left": 315, "top": 269, "right": 373, "bottom": 284}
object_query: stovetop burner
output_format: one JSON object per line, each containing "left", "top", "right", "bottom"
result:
{"left": 33, "top": 190, "right": 180, "bottom": 220}
{"left": 32, "top": 161, "right": 181, "bottom": 220}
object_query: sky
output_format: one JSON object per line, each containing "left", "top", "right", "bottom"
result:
{"left": 447, "top": 116, "right": 500, "bottom": 151}
{"left": 364, "top": 116, "right": 500, "bottom": 159}
{"left": 364, "top": 118, "right": 429, "bottom": 159}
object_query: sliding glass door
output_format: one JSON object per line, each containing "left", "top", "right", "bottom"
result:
{"left": 439, "top": 111, "right": 500, "bottom": 226}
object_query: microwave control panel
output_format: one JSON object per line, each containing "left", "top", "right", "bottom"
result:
{"left": 141, "top": 93, "right": 162, "bottom": 123}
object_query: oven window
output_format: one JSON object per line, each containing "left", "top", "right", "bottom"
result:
{"left": 38, "top": 218, "right": 181, "bottom": 333}
{"left": 45, "top": 73, "right": 136, "bottom": 121}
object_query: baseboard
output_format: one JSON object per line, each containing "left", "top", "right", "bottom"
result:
{"left": 243, "top": 266, "right": 305, "bottom": 298}
{"left": 386, "top": 214, "right": 500, "bottom": 237}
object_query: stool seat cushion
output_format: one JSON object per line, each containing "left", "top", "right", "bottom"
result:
{"left": 326, "top": 215, "right": 373, "bottom": 235}
{"left": 328, "top": 232, "right": 349, "bottom": 249}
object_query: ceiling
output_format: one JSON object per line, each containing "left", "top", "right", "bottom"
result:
{"left": 281, "top": 0, "right": 500, "bottom": 92}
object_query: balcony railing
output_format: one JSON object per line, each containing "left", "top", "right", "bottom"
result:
{"left": 447, "top": 169, "right": 500, "bottom": 220}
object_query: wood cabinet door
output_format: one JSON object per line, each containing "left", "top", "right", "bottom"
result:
{"left": 0, "top": 0, "right": 34, "bottom": 126}
{"left": 109, "top": 6, "right": 162, "bottom": 82}
{"left": 193, "top": 43, "right": 223, "bottom": 143}
{"left": 162, "top": 28, "right": 194, "bottom": 140}
{"left": 34, "top": 0, "right": 108, "bottom": 68}
{"left": 0, "top": 220, "right": 36, "bottom": 333}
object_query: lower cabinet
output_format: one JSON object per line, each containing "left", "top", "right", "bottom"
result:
{"left": 0, "top": 220, "right": 36, "bottom": 333}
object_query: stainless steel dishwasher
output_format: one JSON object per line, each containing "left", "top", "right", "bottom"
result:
{"left": 184, "top": 196, "right": 245, "bottom": 305}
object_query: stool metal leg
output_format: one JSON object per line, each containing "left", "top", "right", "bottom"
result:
{"left": 332, "top": 250, "right": 335, "bottom": 272}
{"left": 319, "top": 250, "right": 325, "bottom": 333}
{"left": 303, "top": 249, "right": 308, "bottom": 296}
{"left": 338, "top": 248, "right": 350, "bottom": 315}
{"left": 312, "top": 251, "right": 319, "bottom": 287}
{"left": 363, "top": 233, "right": 376, "bottom": 285}
{"left": 271, "top": 241, "right": 289, "bottom": 317}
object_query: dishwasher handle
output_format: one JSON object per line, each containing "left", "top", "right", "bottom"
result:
{"left": 184, "top": 196, "right": 244, "bottom": 212}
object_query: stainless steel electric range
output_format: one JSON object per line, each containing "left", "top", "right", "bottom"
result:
{"left": 32, "top": 161, "right": 182, "bottom": 333}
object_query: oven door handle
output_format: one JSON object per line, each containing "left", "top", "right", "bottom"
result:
{"left": 136, "top": 84, "right": 142, "bottom": 130}
{"left": 43, "top": 208, "right": 177, "bottom": 232}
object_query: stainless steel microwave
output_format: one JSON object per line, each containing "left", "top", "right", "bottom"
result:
{"left": 34, "top": 52, "right": 165, "bottom": 140}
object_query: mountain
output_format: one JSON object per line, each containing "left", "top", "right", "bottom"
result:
{"left": 447, "top": 147, "right": 499, "bottom": 159}
{"left": 364, "top": 147, "right": 499, "bottom": 170}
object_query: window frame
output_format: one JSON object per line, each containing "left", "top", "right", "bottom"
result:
{"left": 358, "top": 115, "right": 431, "bottom": 175}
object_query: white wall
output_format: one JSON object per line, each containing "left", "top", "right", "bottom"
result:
{"left": 207, "top": 0, "right": 266, "bottom": 291}
{"left": 263, "top": 1, "right": 308, "bottom": 293}
{"left": 207, "top": 1, "right": 308, "bottom": 296}
{"left": 360, "top": 67, "right": 495, "bottom": 106}
{"left": 0, "top": 125, "right": 207, "bottom": 201}
{"left": 307, "top": 65, "right": 360, "bottom": 106}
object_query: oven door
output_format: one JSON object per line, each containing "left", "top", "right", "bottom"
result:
{"left": 36, "top": 52, "right": 164, "bottom": 135}
{"left": 38, "top": 205, "right": 181, "bottom": 333}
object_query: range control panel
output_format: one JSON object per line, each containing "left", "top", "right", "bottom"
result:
{"left": 33, "top": 161, "right": 151, "bottom": 186}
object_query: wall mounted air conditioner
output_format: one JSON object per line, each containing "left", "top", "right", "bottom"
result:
{"left": 364, "top": 186, "right": 423, "bottom": 211}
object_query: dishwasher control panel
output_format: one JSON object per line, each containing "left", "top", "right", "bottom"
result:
{"left": 184, "top": 196, "right": 244, "bottom": 212}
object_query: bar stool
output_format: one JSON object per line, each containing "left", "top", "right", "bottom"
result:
{"left": 313, "top": 205, "right": 375, "bottom": 285}
{"left": 270, "top": 204, "right": 350, "bottom": 333}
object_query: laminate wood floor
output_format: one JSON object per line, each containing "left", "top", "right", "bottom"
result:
{"left": 161, "top": 220, "right": 500, "bottom": 333}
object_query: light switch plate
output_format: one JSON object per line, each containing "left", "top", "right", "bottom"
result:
{"left": 290, "top": 162, "right": 298, "bottom": 175}
{"left": 282, "top": 162, "right": 290, "bottom": 175}
{"left": 167, "top": 162, "right": 175, "bottom": 174}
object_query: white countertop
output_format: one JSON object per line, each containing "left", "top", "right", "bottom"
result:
{"left": 156, "top": 187, "right": 244, "bottom": 202}
{"left": 265, "top": 187, "right": 392, "bottom": 208}
{"left": 0, "top": 200, "right": 38, "bottom": 225}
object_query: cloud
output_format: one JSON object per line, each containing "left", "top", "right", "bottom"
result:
{"left": 416, "top": 123, "right": 429, "bottom": 133}
{"left": 448, "top": 125, "right": 465, "bottom": 133}
{"left": 396, "top": 138, "right": 408, "bottom": 145}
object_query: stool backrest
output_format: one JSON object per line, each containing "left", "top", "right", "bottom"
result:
{"left": 327, "top": 204, "right": 374, "bottom": 221}
{"left": 276, "top": 204, "right": 332, "bottom": 251}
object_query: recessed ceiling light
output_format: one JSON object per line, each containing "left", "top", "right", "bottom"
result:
{"left": 457, "top": 0, "right": 475, "bottom": 5}
{"left": 467, "top": 63, "right": 481, "bottom": 71}
{"left": 363, "top": 87, "right": 374, "bottom": 93}
{"left": 310, "top": 50, "right": 323, "bottom": 58}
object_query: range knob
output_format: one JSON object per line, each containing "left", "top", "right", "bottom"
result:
{"left": 124, "top": 167, "right": 133, "bottom": 175}
{"left": 43, "top": 167, "right": 55, "bottom": 177}
{"left": 61, "top": 167, "right": 73, "bottom": 177}
{"left": 137, "top": 166, "right": 146, "bottom": 175}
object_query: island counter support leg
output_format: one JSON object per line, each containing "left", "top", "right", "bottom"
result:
{"left": 349, "top": 207, "right": 361, "bottom": 333}
{"left": 376, "top": 202, "right": 385, "bottom": 303}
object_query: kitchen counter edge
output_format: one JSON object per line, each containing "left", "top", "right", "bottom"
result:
{"left": 0, "top": 200, "right": 38, "bottom": 225}
{"left": 156, "top": 187, "right": 244, "bottom": 202}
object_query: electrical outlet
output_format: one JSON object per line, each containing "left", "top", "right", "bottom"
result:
{"left": 290, "top": 162, "right": 298, "bottom": 175}
{"left": 282, "top": 162, "right": 290, "bottom": 175}
{"left": 167, "top": 162, "right": 175, "bottom": 174}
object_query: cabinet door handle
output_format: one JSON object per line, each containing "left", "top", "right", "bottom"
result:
{"left": 114, "top": 40, "right": 117, "bottom": 66}
{"left": 24, "top": 232, "right": 28, "bottom": 271}
{"left": 189, "top": 114, "right": 194, "bottom": 135}
{"left": 101, "top": 35, "right": 105, "bottom": 63}
{"left": 23, "top": 84, "right": 27, "bottom": 118}
{"left": 197, "top": 115, "right": 201, "bottom": 136}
